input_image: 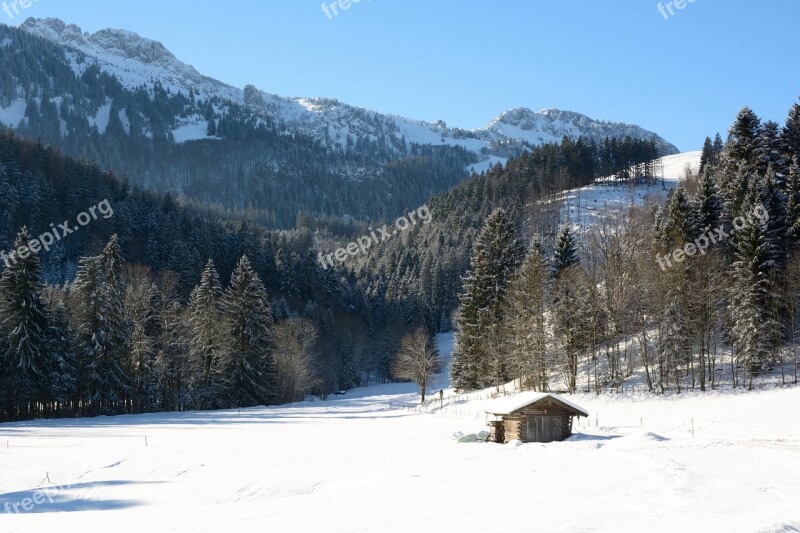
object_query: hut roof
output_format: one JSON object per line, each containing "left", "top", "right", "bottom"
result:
{"left": 487, "top": 392, "right": 589, "bottom": 417}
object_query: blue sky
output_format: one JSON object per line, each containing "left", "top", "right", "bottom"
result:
{"left": 5, "top": 0, "right": 800, "bottom": 151}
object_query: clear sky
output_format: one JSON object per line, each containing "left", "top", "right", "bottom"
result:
{"left": 5, "top": 0, "right": 800, "bottom": 151}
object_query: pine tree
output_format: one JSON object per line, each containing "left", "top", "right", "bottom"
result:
{"left": 223, "top": 256, "right": 277, "bottom": 406}
{"left": 72, "top": 236, "right": 129, "bottom": 415}
{"left": 784, "top": 99, "right": 800, "bottom": 161}
{"left": 0, "top": 228, "right": 50, "bottom": 419}
{"left": 696, "top": 170, "right": 722, "bottom": 231}
{"left": 46, "top": 301, "right": 77, "bottom": 414}
{"left": 699, "top": 136, "right": 715, "bottom": 175}
{"left": 713, "top": 133, "right": 724, "bottom": 154}
{"left": 553, "top": 225, "right": 579, "bottom": 276}
{"left": 661, "top": 184, "right": 700, "bottom": 247}
{"left": 187, "top": 259, "right": 227, "bottom": 409}
{"left": 755, "top": 121, "right": 789, "bottom": 178}
{"left": 725, "top": 107, "right": 762, "bottom": 172}
{"left": 452, "top": 209, "right": 524, "bottom": 391}
{"left": 786, "top": 160, "right": 800, "bottom": 245}
{"left": 0, "top": 164, "right": 19, "bottom": 245}
{"left": 729, "top": 189, "right": 779, "bottom": 387}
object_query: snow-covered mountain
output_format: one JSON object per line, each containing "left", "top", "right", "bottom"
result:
{"left": 0, "top": 17, "right": 681, "bottom": 227}
{"left": 482, "top": 107, "right": 679, "bottom": 156}
{"left": 16, "top": 17, "right": 680, "bottom": 160}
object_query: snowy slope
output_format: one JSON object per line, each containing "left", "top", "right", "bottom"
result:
{"left": 1, "top": 332, "right": 798, "bottom": 532}
{"left": 482, "top": 108, "right": 680, "bottom": 157}
{"left": 562, "top": 150, "right": 702, "bottom": 233}
{"left": 15, "top": 17, "right": 679, "bottom": 165}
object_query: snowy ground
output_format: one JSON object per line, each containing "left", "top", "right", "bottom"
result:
{"left": 2, "top": 333, "right": 799, "bottom": 533}
{"left": 562, "top": 151, "right": 702, "bottom": 233}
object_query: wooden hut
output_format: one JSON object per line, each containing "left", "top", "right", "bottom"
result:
{"left": 487, "top": 393, "right": 589, "bottom": 444}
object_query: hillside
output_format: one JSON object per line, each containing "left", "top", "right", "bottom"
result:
{"left": 0, "top": 18, "right": 678, "bottom": 227}
{"left": 562, "top": 151, "right": 702, "bottom": 232}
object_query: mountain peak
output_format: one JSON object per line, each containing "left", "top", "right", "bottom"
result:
{"left": 21, "top": 17, "right": 178, "bottom": 66}
{"left": 12, "top": 18, "right": 679, "bottom": 156}
{"left": 19, "top": 17, "right": 83, "bottom": 43}
{"left": 484, "top": 107, "right": 678, "bottom": 154}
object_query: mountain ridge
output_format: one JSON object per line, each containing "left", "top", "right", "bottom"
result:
{"left": 15, "top": 17, "right": 680, "bottom": 158}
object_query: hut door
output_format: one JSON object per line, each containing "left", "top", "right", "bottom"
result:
{"left": 541, "top": 417, "right": 553, "bottom": 443}
{"left": 552, "top": 417, "right": 562, "bottom": 440}
{"left": 526, "top": 417, "right": 537, "bottom": 442}
{"left": 527, "top": 417, "right": 554, "bottom": 443}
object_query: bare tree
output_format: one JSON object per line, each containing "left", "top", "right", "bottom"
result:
{"left": 785, "top": 251, "right": 800, "bottom": 385}
{"left": 274, "top": 318, "right": 320, "bottom": 403}
{"left": 392, "top": 328, "right": 440, "bottom": 403}
{"left": 503, "top": 241, "right": 549, "bottom": 392}
{"left": 123, "top": 264, "right": 158, "bottom": 413}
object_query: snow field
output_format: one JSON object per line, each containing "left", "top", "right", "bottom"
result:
{"left": 1, "top": 332, "right": 799, "bottom": 532}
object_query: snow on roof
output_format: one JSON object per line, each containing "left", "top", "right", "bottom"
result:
{"left": 487, "top": 392, "right": 589, "bottom": 417}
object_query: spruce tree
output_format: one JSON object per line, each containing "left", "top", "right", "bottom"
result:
{"left": 785, "top": 99, "right": 800, "bottom": 161}
{"left": 187, "top": 259, "right": 227, "bottom": 409}
{"left": 696, "top": 170, "right": 722, "bottom": 231}
{"left": 0, "top": 228, "right": 50, "bottom": 419}
{"left": 223, "top": 256, "right": 277, "bottom": 407}
{"left": 452, "top": 208, "right": 524, "bottom": 391}
{"left": 699, "top": 136, "right": 715, "bottom": 175}
{"left": 729, "top": 188, "right": 779, "bottom": 386}
{"left": 786, "top": 160, "right": 800, "bottom": 245}
{"left": 713, "top": 133, "right": 724, "bottom": 154}
{"left": 755, "top": 121, "right": 789, "bottom": 178}
{"left": 761, "top": 167, "right": 790, "bottom": 268}
{"left": 725, "top": 107, "right": 762, "bottom": 172}
{"left": 553, "top": 225, "right": 579, "bottom": 276}
{"left": 0, "top": 165, "right": 19, "bottom": 245}
{"left": 46, "top": 301, "right": 77, "bottom": 414}
{"left": 72, "top": 236, "right": 129, "bottom": 414}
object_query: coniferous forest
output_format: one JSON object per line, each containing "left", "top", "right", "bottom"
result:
{"left": 451, "top": 101, "right": 800, "bottom": 394}
{"left": 0, "top": 119, "right": 662, "bottom": 421}
{"left": 3, "top": 97, "right": 799, "bottom": 422}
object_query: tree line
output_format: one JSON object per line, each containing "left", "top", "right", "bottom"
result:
{"left": 452, "top": 99, "right": 800, "bottom": 393}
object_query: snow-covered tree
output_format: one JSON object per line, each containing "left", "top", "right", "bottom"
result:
{"left": 187, "top": 259, "right": 228, "bottom": 409}
{"left": 729, "top": 189, "right": 780, "bottom": 387}
{"left": 553, "top": 225, "right": 579, "bottom": 276}
{"left": 0, "top": 228, "right": 50, "bottom": 418}
{"left": 452, "top": 208, "right": 524, "bottom": 391}
{"left": 223, "top": 256, "right": 277, "bottom": 407}
{"left": 71, "top": 235, "right": 129, "bottom": 415}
